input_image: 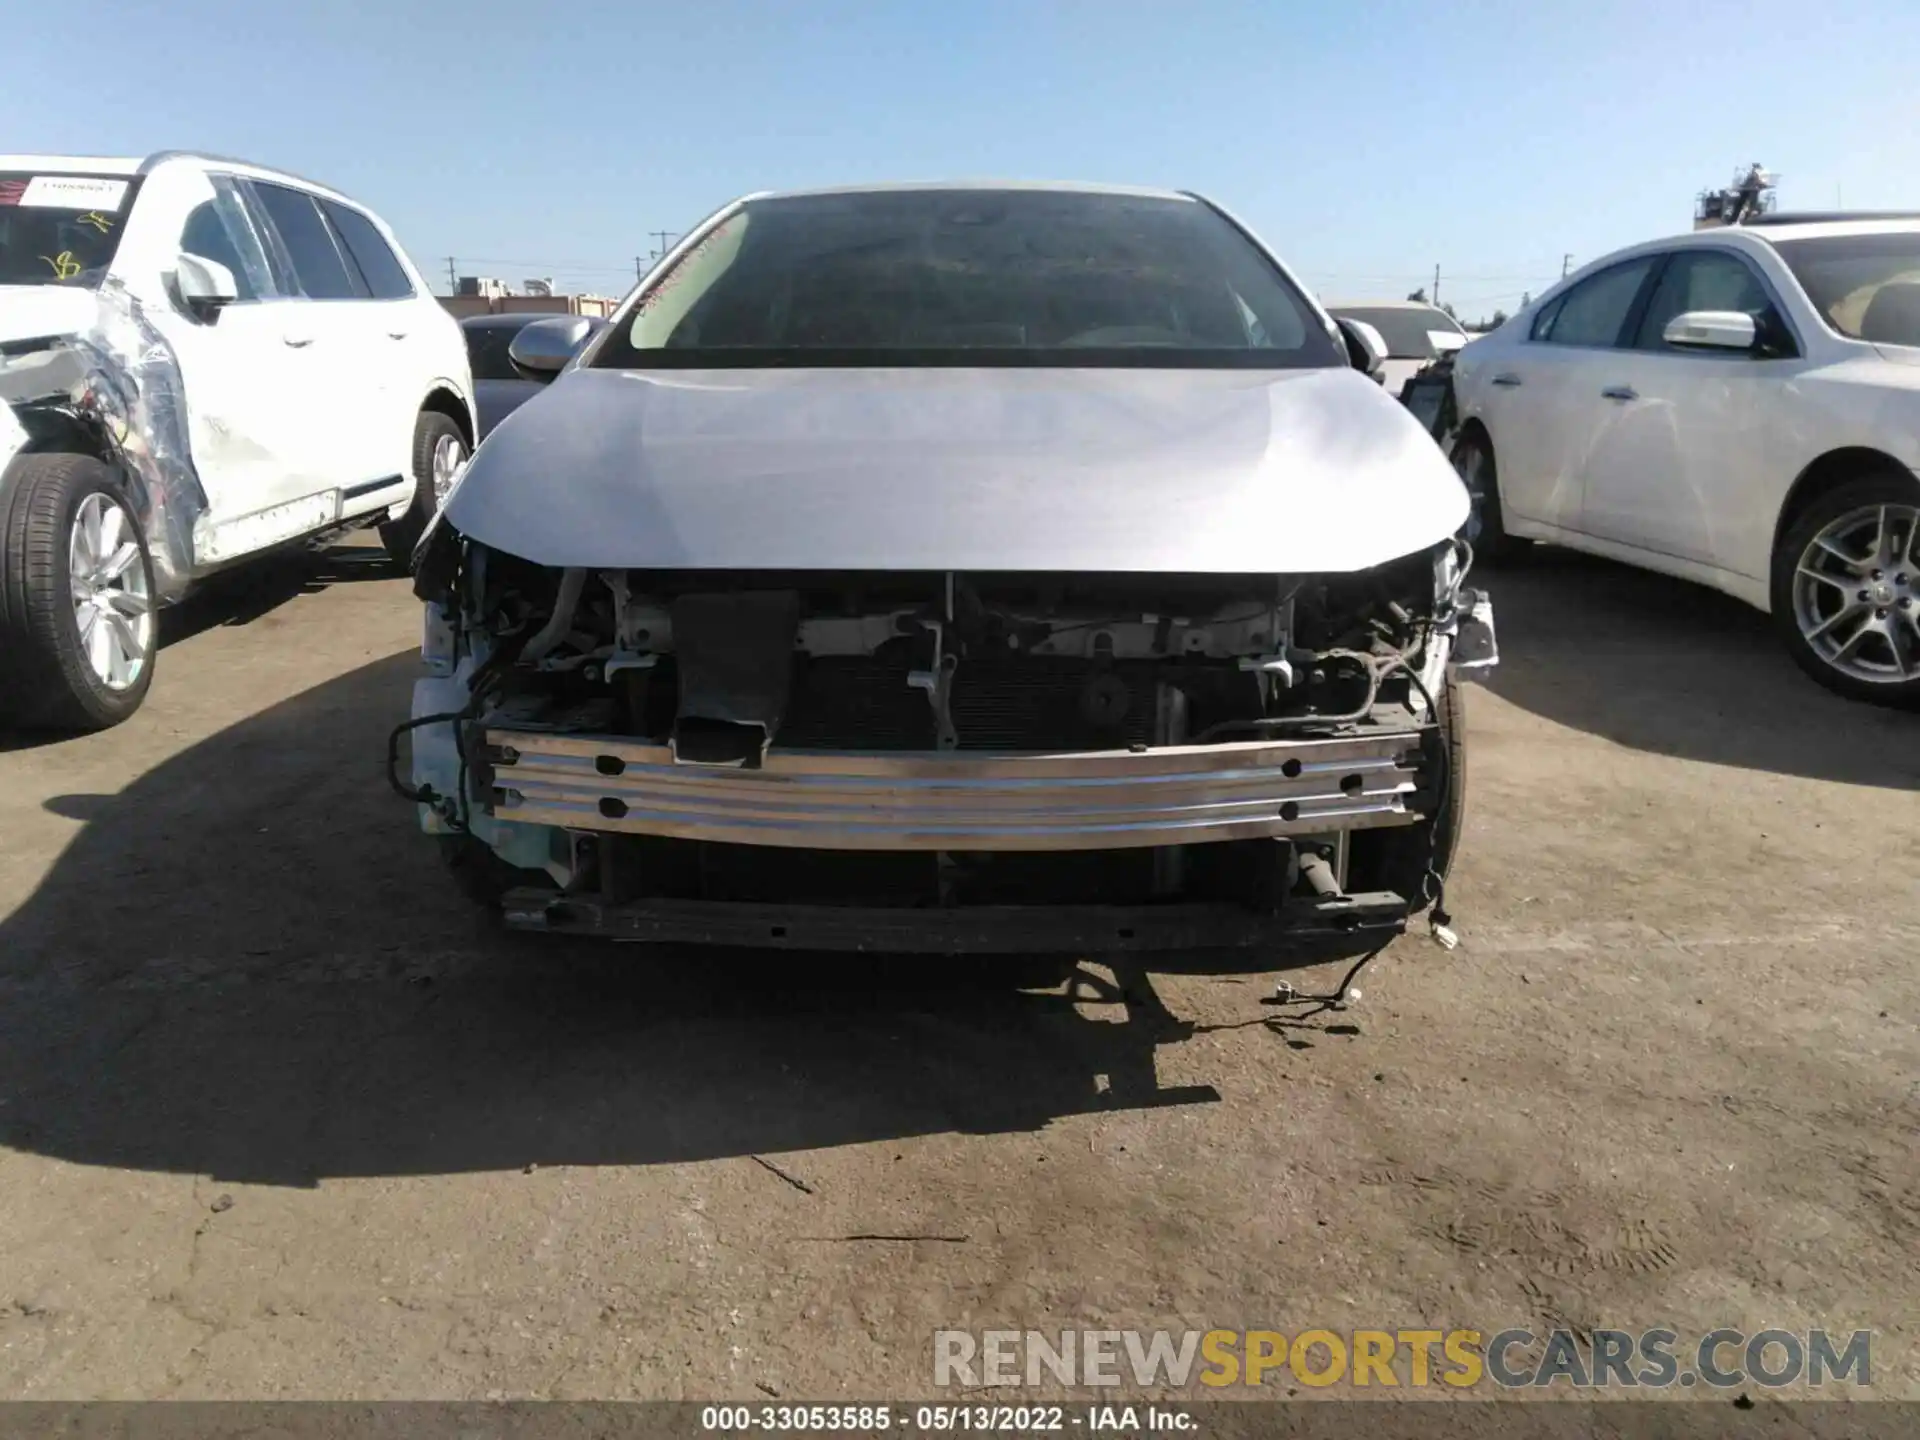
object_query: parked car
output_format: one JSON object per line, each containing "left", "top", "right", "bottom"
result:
{"left": 0, "top": 151, "right": 475, "bottom": 730}
{"left": 1451, "top": 214, "right": 1920, "bottom": 707}
{"left": 1327, "top": 300, "right": 1469, "bottom": 397}
{"left": 403, "top": 182, "right": 1496, "bottom": 954}
{"left": 461, "top": 312, "right": 604, "bottom": 439}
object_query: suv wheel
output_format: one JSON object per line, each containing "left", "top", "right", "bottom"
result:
{"left": 1772, "top": 471, "right": 1920, "bottom": 709}
{"left": 379, "top": 411, "right": 468, "bottom": 569}
{"left": 0, "top": 452, "right": 158, "bottom": 732}
{"left": 1449, "top": 431, "right": 1530, "bottom": 564}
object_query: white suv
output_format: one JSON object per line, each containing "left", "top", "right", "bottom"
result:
{"left": 0, "top": 151, "right": 474, "bottom": 730}
{"left": 1450, "top": 214, "right": 1920, "bottom": 707}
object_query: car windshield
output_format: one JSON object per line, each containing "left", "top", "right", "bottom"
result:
{"left": 0, "top": 172, "right": 140, "bottom": 288}
{"left": 1773, "top": 231, "right": 1920, "bottom": 348}
{"left": 592, "top": 188, "right": 1342, "bottom": 369}
{"left": 464, "top": 322, "right": 531, "bottom": 381}
{"left": 1330, "top": 305, "right": 1464, "bottom": 358}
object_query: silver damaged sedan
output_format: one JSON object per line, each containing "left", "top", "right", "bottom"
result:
{"left": 400, "top": 182, "right": 1498, "bottom": 954}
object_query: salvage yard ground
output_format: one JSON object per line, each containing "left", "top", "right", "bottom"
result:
{"left": 0, "top": 537, "right": 1915, "bottom": 1398}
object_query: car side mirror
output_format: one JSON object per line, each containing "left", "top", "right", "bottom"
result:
{"left": 1335, "top": 317, "right": 1388, "bottom": 380}
{"left": 175, "top": 252, "right": 238, "bottom": 318}
{"left": 1662, "top": 310, "right": 1758, "bottom": 352}
{"left": 508, "top": 315, "right": 597, "bottom": 381}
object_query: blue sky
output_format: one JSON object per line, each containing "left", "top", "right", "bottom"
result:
{"left": 6, "top": 0, "right": 1917, "bottom": 322}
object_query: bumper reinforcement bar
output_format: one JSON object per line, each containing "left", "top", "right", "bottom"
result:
{"left": 484, "top": 729, "right": 1426, "bottom": 852}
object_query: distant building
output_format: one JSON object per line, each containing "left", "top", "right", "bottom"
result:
{"left": 440, "top": 291, "right": 619, "bottom": 320}
{"left": 522, "top": 278, "right": 555, "bottom": 297}
{"left": 456, "top": 275, "right": 511, "bottom": 299}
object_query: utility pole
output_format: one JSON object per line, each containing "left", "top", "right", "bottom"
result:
{"left": 1432, "top": 263, "right": 1441, "bottom": 308}
{"left": 635, "top": 255, "right": 645, "bottom": 281}
{"left": 1561, "top": 253, "right": 1573, "bottom": 279}
{"left": 446, "top": 256, "right": 457, "bottom": 293}
{"left": 650, "top": 230, "right": 675, "bottom": 261}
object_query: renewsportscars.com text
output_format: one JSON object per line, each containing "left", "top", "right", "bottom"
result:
{"left": 932, "top": 1327, "right": 1873, "bottom": 1390}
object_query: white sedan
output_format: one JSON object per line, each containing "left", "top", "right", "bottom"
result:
{"left": 1450, "top": 215, "right": 1920, "bottom": 707}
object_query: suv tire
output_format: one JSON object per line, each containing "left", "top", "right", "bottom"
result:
{"left": 380, "top": 411, "right": 468, "bottom": 569}
{"left": 0, "top": 452, "right": 158, "bottom": 732}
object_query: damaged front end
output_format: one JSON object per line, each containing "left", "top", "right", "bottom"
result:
{"left": 0, "top": 280, "right": 205, "bottom": 604}
{"left": 403, "top": 521, "right": 1496, "bottom": 952}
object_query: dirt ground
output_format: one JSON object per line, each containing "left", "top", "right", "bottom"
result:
{"left": 0, "top": 535, "right": 1914, "bottom": 1402}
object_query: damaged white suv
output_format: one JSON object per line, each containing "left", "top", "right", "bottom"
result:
{"left": 1, "top": 152, "right": 473, "bottom": 731}
{"left": 404, "top": 182, "right": 1496, "bottom": 954}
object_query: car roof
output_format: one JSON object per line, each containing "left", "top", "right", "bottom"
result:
{"left": 0, "top": 151, "right": 359, "bottom": 206}
{"left": 1324, "top": 300, "right": 1461, "bottom": 320}
{"left": 749, "top": 179, "right": 1195, "bottom": 203}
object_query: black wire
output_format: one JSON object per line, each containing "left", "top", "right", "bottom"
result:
{"left": 1398, "top": 664, "right": 1452, "bottom": 928}
{"left": 1264, "top": 940, "right": 1392, "bottom": 1013}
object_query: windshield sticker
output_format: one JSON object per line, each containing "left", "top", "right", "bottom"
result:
{"left": 42, "top": 250, "right": 85, "bottom": 280}
{"left": 20, "top": 176, "right": 130, "bottom": 212}
{"left": 635, "top": 221, "right": 737, "bottom": 313}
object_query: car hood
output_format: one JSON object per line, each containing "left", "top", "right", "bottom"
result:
{"left": 443, "top": 365, "right": 1469, "bottom": 574}
{"left": 0, "top": 285, "right": 98, "bottom": 347}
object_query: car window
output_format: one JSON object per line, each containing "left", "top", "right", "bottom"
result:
{"left": 1528, "top": 295, "right": 1564, "bottom": 341}
{"left": 179, "top": 179, "right": 276, "bottom": 302}
{"left": 250, "top": 181, "right": 367, "bottom": 300}
{"left": 1534, "top": 258, "right": 1656, "bottom": 348}
{"left": 0, "top": 172, "right": 141, "bottom": 288}
{"left": 1773, "top": 232, "right": 1920, "bottom": 347}
{"left": 1633, "top": 251, "right": 1771, "bottom": 349}
{"left": 321, "top": 200, "right": 414, "bottom": 300}
{"left": 594, "top": 189, "right": 1342, "bottom": 370}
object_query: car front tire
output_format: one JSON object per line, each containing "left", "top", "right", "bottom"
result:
{"left": 1771, "top": 470, "right": 1920, "bottom": 709}
{"left": 0, "top": 452, "right": 158, "bottom": 733}
{"left": 380, "top": 411, "right": 468, "bottom": 570}
{"left": 1449, "top": 430, "right": 1530, "bottom": 565}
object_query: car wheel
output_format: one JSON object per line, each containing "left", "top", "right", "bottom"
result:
{"left": 1771, "top": 471, "right": 1920, "bottom": 709}
{"left": 0, "top": 452, "right": 158, "bottom": 733}
{"left": 1348, "top": 666, "right": 1467, "bottom": 912}
{"left": 379, "top": 411, "right": 468, "bottom": 569}
{"left": 1449, "top": 431, "right": 1530, "bottom": 564}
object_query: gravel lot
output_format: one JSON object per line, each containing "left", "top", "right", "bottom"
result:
{"left": 0, "top": 535, "right": 1914, "bottom": 1400}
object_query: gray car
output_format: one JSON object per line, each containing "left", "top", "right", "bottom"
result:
{"left": 461, "top": 312, "right": 604, "bottom": 439}
{"left": 402, "top": 183, "right": 1495, "bottom": 955}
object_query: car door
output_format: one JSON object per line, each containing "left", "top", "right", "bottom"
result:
{"left": 1474, "top": 256, "right": 1660, "bottom": 532}
{"left": 137, "top": 168, "right": 329, "bottom": 545}
{"left": 1575, "top": 248, "right": 1803, "bottom": 572}
{"left": 319, "top": 196, "right": 428, "bottom": 484}
{"left": 244, "top": 179, "right": 390, "bottom": 493}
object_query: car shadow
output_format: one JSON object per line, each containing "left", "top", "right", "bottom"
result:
{"left": 1478, "top": 548, "right": 1920, "bottom": 790}
{"left": 158, "top": 534, "right": 398, "bottom": 651}
{"left": 0, "top": 539, "right": 399, "bottom": 755}
{"left": 0, "top": 648, "right": 1396, "bottom": 1188}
